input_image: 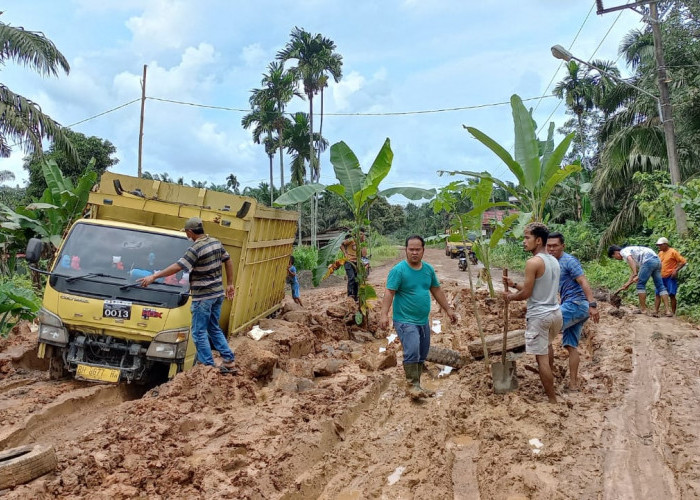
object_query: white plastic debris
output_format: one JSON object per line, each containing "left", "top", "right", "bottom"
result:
{"left": 529, "top": 438, "right": 544, "bottom": 454}
{"left": 387, "top": 333, "right": 398, "bottom": 344}
{"left": 438, "top": 366, "right": 453, "bottom": 378}
{"left": 387, "top": 466, "right": 406, "bottom": 485}
{"left": 247, "top": 325, "right": 274, "bottom": 341}
{"left": 379, "top": 347, "right": 387, "bottom": 353}
{"left": 432, "top": 319, "right": 442, "bottom": 334}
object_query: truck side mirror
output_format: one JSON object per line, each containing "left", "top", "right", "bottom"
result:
{"left": 25, "top": 238, "right": 43, "bottom": 264}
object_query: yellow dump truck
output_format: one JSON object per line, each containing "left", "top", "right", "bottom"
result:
{"left": 25, "top": 172, "right": 297, "bottom": 384}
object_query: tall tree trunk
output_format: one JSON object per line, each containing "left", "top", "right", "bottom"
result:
{"left": 576, "top": 113, "right": 585, "bottom": 221}
{"left": 278, "top": 125, "right": 285, "bottom": 194}
{"left": 308, "top": 94, "right": 317, "bottom": 248}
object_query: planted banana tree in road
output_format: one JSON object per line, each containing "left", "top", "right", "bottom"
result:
{"left": 441, "top": 94, "right": 580, "bottom": 224}
{"left": 275, "top": 138, "right": 435, "bottom": 325}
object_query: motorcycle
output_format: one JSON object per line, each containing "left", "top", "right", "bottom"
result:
{"left": 458, "top": 250, "right": 478, "bottom": 271}
{"left": 457, "top": 251, "right": 468, "bottom": 272}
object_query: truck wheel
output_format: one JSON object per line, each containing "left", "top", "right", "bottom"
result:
{"left": 0, "top": 444, "right": 57, "bottom": 489}
{"left": 426, "top": 346, "right": 469, "bottom": 369}
{"left": 46, "top": 346, "right": 67, "bottom": 380}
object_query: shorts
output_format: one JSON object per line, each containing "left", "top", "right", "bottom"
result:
{"left": 657, "top": 277, "right": 678, "bottom": 296}
{"left": 560, "top": 300, "right": 589, "bottom": 348}
{"left": 291, "top": 282, "right": 300, "bottom": 299}
{"left": 525, "top": 309, "right": 563, "bottom": 356}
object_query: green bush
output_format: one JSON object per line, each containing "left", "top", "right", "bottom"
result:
{"left": 490, "top": 240, "right": 527, "bottom": 272}
{"left": 0, "top": 275, "right": 41, "bottom": 336}
{"left": 548, "top": 220, "right": 601, "bottom": 261}
{"left": 292, "top": 245, "right": 318, "bottom": 271}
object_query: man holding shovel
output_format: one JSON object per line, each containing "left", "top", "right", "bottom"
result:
{"left": 379, "top": 235, "right": 458, "bottom": 399}
{"left": 547, "top": 232, "right": 599, "bottom": 391}
{"left": 503, "top": 223, "right": 562, "bottom": 404}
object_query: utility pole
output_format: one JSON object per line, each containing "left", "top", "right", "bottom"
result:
{"left": 596, "top": 1, "right": 687, "bottom": 235}
{"left": 648, "top": 2, "right": 687, "bottom": 234}
{"left": 137, "top": 64, "right": 147, "bottom": 178}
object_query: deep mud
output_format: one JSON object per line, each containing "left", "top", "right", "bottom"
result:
{"left": 1, "top": 248, "right": 699, "bottom": 499}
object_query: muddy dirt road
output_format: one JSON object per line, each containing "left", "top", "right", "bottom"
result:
{"left": 1, "top": 248, "right": 699, "bottom": 499}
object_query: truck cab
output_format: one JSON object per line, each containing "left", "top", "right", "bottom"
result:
{"left": 32, "top": 220, "right": 196, "bottom": 383}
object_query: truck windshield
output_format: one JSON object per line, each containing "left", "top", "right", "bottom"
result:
{"left": 53, "top": 223, "right": 191, "bottom": 292}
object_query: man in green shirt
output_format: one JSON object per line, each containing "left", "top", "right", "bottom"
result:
{"left": 379, "top": 235, "right": 457, "bottom": 398}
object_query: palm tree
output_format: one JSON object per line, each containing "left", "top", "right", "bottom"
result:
{"left": 242, "top": 90, "right": 278, "bottom": 205}
{"left": 590, "top": 24, "right": 700, "bottom": 248}
{"left": 284, "top": 111, "right": 328, "bottom": 243}
{"left": 226, "top": 173, "right": 240, "bottom": 195}
{"left": 259, "top": 61, "right": 301, "bottom": 193}
{"left": 0, "top": 170, "right": 14, "bottom": 184}
{"left": 553, "top": 59, "right": 619, "bottom": 220}
{"left": 0, "top": 17, "right": 77, "bottom": 163}
{"left": 277, "top": 27, "right": 343, "bottom": 247}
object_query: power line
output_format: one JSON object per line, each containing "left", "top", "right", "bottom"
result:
{"left": 146, "top": 94, "right": 557, "bottom": 117}
{"left": 533, "top": 2, "right": 596, "bottom": 114}
{"left": 536, "top": 4, "right": 625, "bottom": 136}
{"left": 67, "top": 98, "right": 141, "bottom": 128}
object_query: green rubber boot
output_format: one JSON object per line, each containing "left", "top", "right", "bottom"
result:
{"left": 403, "top": 363, "right": 425, "bottom": 399}
{"left": 419, "top": 363, "right": 435, "bottom": 397}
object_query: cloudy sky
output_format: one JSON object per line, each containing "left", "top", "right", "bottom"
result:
{"left": 1, "top": 1, "right": 643, "bottom": 198}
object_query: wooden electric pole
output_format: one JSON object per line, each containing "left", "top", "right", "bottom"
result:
{"left": 137, "top": 64, "right": 147, "bottom": 178}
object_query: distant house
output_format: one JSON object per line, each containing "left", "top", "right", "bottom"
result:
{"left": 301, "top": 229, "right": 348, "bottom": 248}
{"left": 481, "top": 209, "right": 519, "bottom": 237}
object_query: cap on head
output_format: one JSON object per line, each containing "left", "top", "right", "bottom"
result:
{"left": 183, "top": 217, "right": 203, "bottom": 232}
{"left": 656, "top": 237, "right": 669, "bottom": 245}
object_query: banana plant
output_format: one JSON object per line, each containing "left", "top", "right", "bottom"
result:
{"left": 275, "top": 138, "right": 435, "bottom": 324}
{"left": 434, "top": 178, "right": 517, "bottom": 296}
{"left": 441, "top": 94, "right": 580, "bottom": 224}
{"left": 0, "top": 159, "right": 97, "bottom": 251}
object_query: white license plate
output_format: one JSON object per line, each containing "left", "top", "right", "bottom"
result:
{"left": 103, "top": 300, "right": 132, "bottom": 320}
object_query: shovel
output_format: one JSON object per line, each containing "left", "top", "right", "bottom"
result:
{"left": 491, "top": 269, "right": 518, "bottom": 393}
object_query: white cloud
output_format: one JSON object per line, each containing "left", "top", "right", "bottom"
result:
{"left": 125, "top": 0, "right": 194, "bottom": 52}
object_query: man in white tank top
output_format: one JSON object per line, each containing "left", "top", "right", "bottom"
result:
{"left": 504, "top": 222, "right": 562, "bottom": 404}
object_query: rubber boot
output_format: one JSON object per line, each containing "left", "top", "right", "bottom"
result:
{"left": 403, "top": 363, "right": 424, "bottom": 399}
{"left": 419, "top": 363, "right": 435, "bottom": 397}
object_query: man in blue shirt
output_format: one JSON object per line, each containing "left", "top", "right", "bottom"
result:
{"left": 547, "top": 232, "right": 599, "bottom": 391}
{"left": 379, "top": 235, "right": 457, "bottom": 399}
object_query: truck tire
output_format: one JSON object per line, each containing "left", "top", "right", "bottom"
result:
{"left": 47, "top": 346, "right": 68, "bottom": 380}
{"left": 0, "top": 444, "right": 57, "bottom": 489}
{"left": 426, "top": 346, "right": 469, "bottom": 369}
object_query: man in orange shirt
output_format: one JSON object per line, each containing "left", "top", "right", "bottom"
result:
{"left": 655, "top": 237, "right": 687, "bottom": 316}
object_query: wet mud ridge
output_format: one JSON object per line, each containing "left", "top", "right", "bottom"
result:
{"left": 2, "top": 248, "right": 700, "bottom": 498}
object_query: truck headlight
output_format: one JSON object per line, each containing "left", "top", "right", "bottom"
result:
{"left": 38, "top": 308, "right": 68, "bottom": 346}
{"left": 146, "top": 328, "right": 189, "bottom": 360}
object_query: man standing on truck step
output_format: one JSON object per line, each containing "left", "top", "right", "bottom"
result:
{"left": 138, "top": 217, "right": 237, "bottom": 372}
{"left": 378, "top": 235, "right": 457, "bottom": 399}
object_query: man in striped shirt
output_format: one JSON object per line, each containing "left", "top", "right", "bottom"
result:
{"left": 138, "top": 217, "right": 237, "bottom": 370}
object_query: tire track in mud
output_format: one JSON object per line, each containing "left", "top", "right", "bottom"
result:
{"left": 0, "top": 345, "right": 146, "bottom": 452}
{"left": 602, "top": 317, "right": 700, "bottom": 499}
{"left": 280, "top": 371, "right": 472, "bottom": 499}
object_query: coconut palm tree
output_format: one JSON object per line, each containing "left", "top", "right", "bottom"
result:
{"left": 0, "top": 17, "right": 77, "bottom": 163}
{"left": 259, "top": 61, "right": 301, "bottom": 193}
{"left": 277, "top": 27, "right": 343, "bottom": 247}
{"left": 0, "top": 170, "right": 14, "bottom": 183}
{"left": 242, "top": 90, "right": 278, "bottom": 204}
{"left": 226, "top": 173, "right": 240, "bottom": 195}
